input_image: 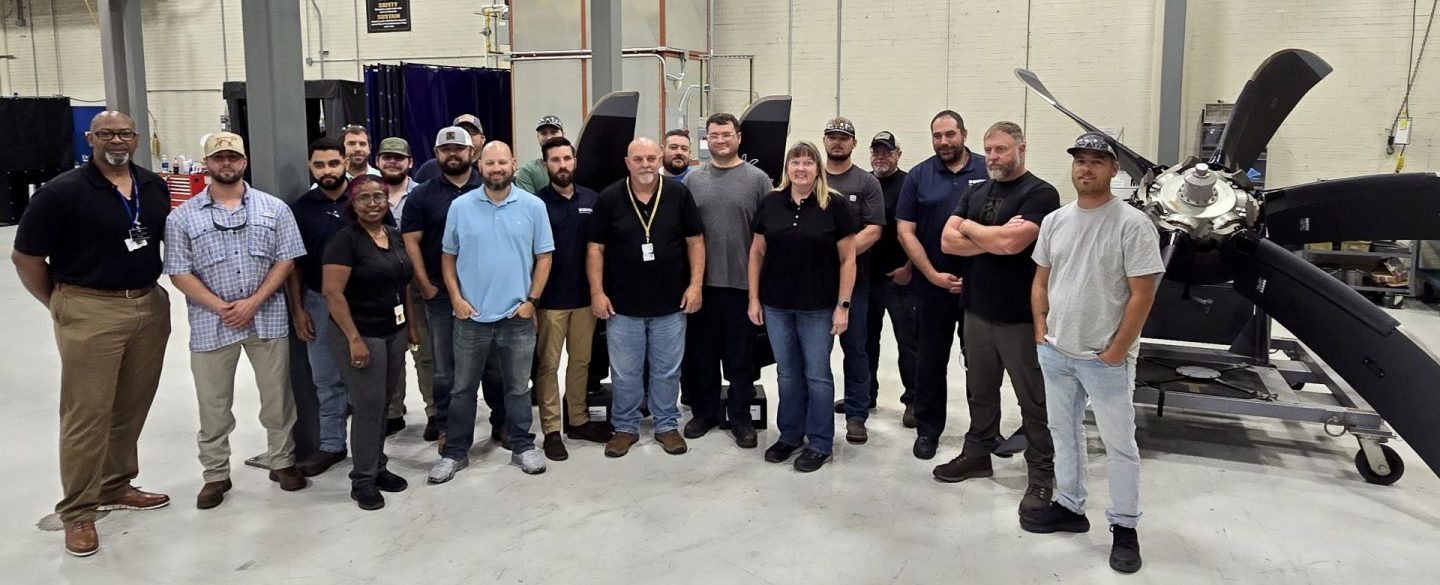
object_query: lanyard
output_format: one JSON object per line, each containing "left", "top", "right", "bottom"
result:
{"left": 624, "top": 177, "right": 664, "bottom": 243}
{"left": 114, "top": 172, "right": 141, "bottom": 227}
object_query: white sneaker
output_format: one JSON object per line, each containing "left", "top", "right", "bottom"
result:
{"left": 428, "top": 457, "right": 467, "bottom": 484}
{"left": 511, "top": 448, "right": 547, "bottom": 475}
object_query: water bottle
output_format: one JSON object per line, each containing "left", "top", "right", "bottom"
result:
{"left": 161, "top": 155, "right": 171, "bottom": 173}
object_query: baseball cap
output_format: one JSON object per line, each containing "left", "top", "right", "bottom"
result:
{"left": 824, "top": 117, "right": 856, "bottom": 137}
{"left": 536, "top": 115, "right": 564, "bottom": 131}
{"left": 434, "top": 126, "right": 472, "bottom": 149}
{"left": 377, "top": 137, "right": 412, "bottom": 157}
{"left": 870, "top": 131, "right": 898, "bottom": 150}
{"left": 453, "top": 114, "right": 485, "bottom": 134}
{"left": 203, "top": 132, "right": 246, "bottom": 158}
{"left": 1066, "top": 131, "right": 1117, "bottom": 158}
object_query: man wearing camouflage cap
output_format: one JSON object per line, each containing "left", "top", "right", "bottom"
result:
{"left": 376, "top": 137, "right": 434, "bottom": 436}
{"left": 514, "top": 115, "right": 566, "bottom": 194}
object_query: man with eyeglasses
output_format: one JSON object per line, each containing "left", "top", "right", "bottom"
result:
{"left": 13, "top": 111, "right": 173, "bottom": 557}
{"left": 286, "top": 137, "right": 357, "bottom": 477}
{"left": 163, "top": 132, "right": 310, "bottom": 510}
{"left": 341, "top": 125, "right": 381, "bottom": 179}
{"left": 679, "top": 113, "right": 771, "bottom": 448}
{"left": 414, "top": 114, "right": 486, "bottom": 185}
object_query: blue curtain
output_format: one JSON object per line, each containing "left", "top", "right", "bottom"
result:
{"left": 365, "top": 63, "right": 512, "bottom": 167}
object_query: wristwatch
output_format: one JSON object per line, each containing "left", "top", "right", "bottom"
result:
{"left": 525, "top": 296, "right": 539, "bottom": 305}
{"left": 838, "top": 299, "right": 851, "bottom": 309}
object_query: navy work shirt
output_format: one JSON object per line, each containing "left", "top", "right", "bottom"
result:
{"left": 536, "top": 183, "right": 601, "bottom": 310}
{"left": 895, "top": 149, "right": 988, "bottom": 299}
{"left": 400, "top": 171, "right": 485, "bottom": 289}
{"left": 289, "top": 186, "right": 351, "bottom": 293}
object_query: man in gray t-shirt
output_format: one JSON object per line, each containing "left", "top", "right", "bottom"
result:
{"left": 679, "top": 113, "right": 775, "bottom": 448}
{"left": 822, "top": 116, "right": 886, "bottom": 442}
{"left": 1024, "top": 132, "right": 1164, "bottom": 574}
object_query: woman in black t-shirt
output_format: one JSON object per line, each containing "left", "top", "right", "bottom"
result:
{"left": 746, "top": 141, "right": 858, "bottom": 473}
{"left": 322, "top": 175, "right": 417, "bottom": 510}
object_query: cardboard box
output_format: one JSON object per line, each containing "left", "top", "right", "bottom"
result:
{"left": 1340, "top": 240, "right": 1372, "bottom": 252}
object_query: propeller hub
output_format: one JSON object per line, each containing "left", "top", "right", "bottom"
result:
{"left": 1145, "top": 162, "right": 1259, "bottom": 246}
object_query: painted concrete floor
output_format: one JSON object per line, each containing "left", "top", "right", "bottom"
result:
{"left": 2, "top": 225, "right": 1438, "bottom": 584}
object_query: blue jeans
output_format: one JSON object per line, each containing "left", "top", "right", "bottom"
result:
{"left": 427, "top": 296, "right": 506, "bottom": 429}
{"left": 442, "top": 317, "right": 537, "bottom": 459}
{"left": 608, "top": 312, "right": 685, "bottom": 435}
{"left": 304, "top": 289, "right": 347, "bottom": 453}
{"left": 837, "top": 282, "right": 871, "bottom": 421}
{"left": 1036, "top": 342, "right": 1142, "bottom": 528}
{"left": 764, "top": 306, "right": 837, "bottom": 455}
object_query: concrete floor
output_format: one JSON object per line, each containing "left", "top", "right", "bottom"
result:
{"left": 3, "top": 224, "right": 1438, "bottom": 584}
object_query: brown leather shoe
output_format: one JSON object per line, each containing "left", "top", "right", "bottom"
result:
{"left": 196, "top": 479, "right": 232, "bottom": 510}
{"left": 64, "top": 520, "right": 98, "bottom": 557}
{"left": 655, "top": 430, "right": 689, "bottom": 455}
{"left": 268, "top": 467, "right": 308, "bottom": 491}
{"left": 604, "top": 432, "right": 639, "bottom": 458}
{"left": 98, "top": 486, "right": 171, "bottom": 511}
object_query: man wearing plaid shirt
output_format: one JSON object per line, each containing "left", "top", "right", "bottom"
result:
{"left": 164, "top": 133, "right": 310, "bottom": 510}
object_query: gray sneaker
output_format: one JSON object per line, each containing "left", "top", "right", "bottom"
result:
{"left": 427, "top": 457, "right": 468, "bottom": 484}
{"left": 511, "top": 448, "right": 547, "bottom": 475}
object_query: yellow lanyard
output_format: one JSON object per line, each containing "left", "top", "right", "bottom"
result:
{"left": 625, "top": 177, "right": 664, "bottom": 243}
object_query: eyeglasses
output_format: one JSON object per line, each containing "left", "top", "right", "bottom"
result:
{"left": 706, "top": 132, "right": 736, "bottom": 140}
{"left": 92, "top": 130, "right": 138, "bottom": 141}
{"left": 208, "top": 205, "right": 248, "bottom": 233}
{"left": 353, "top": 192, "right": 389, "bottom": 205}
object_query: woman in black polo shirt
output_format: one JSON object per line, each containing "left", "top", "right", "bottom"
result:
{"left": 747, "top": 141, "right": 858, "bottom": 472}
{"left": 321, "top": 175, "right": 417, "bottom": 510}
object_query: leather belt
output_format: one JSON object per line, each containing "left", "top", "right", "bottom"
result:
{"left": 59, "top": 283, "right": 157, "bottom": 299}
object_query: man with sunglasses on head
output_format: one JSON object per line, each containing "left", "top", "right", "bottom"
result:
{"left": 164, "top": 132, "right": 310, "bottom": 510}
{"left": 13, "top": 111, "right": 173, "bottom": 557}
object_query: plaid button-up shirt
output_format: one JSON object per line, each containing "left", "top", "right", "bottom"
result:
{"left": 164, "top": 184, "right": 306, "bottom": 352}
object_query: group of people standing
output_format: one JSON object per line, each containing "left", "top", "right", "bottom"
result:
{"left": 13, "top": 108, "right": 1163, "bottom": 574}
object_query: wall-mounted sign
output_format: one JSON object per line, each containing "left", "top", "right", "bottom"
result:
{"left": 367, "top": 0, "right": 411, "bottom": 33}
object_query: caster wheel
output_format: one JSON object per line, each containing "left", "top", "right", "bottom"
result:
{"left": 1289, "top": 382, "right": 1305, "bottom": 390}
{"left": 1355, "top": 444, "right": 1405, "bottom": 485}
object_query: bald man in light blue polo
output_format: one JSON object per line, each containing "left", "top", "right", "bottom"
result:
{"left": 429, "top": 141, "right": 555, "bottom": 482}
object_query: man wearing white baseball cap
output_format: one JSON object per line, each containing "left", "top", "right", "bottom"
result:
{"left": 414, "top": 114, "right": 487, "bottom": 184}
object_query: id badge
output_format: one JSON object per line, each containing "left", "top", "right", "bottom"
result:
{"left": 394, "top": 304, "right": 406, "bottom": 325}
{"left": 641, "top": 242, "right": 656, "bottom": 262}
{"left": 125, "top": 226, "right": 149, "bottom": 252}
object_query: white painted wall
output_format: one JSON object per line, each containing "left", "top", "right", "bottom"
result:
{"left": 0, "top": 0, "right": 1434, "bottom": 197}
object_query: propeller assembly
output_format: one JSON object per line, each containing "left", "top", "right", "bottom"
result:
{"left": 1017, "top": 49, "right": 1440, "bottom": 478}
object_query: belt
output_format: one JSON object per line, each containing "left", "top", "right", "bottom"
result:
{"left": 59, "top": 283, "right": 157, "bottom": 299}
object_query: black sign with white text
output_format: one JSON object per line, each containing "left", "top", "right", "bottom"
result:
{"left": 367, "top": 0, "right": 411, "bottom": 33}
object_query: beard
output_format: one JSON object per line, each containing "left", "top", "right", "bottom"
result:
{"left": 826, "top": 150, "right": 849, "bottom": 163}
{"left": 212, "top": 170, "right": 243, "bottom": 185}
{"left": 633, "top": 170, "right": 657, "bottom": 186}
{"left": 664, "top": 156, "right": 688, "bottom": 174}
{"left": 549, "top": 170, "right": 573, "bottom": 188}
{"left": 987, "top": 154, "right": 1024, "bottom": 180}
{"left": 440, "top": 158, "right": 470, "bottom": 176}
{"left": 103, "top": 151, "right": 131, "bottom": 166}
{"left": 872, "top": 161, "right": 894, "bottom": 176}
{"left": 316, "top": 174, "right": 345, "bottom": 191}
{"left": 483, "top": 172, "right": 512, "bottom": 191}
{"left": 381, "top": 170, "right": 407, "bottom": 185}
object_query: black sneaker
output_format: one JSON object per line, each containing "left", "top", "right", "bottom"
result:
{"left": 491, "top": 426, "right": 512, "bottom": 451}
{"left": 764, "top": 440, "right": 801, "bottom": 463}
{"left": 1109, "top": 525, "right": 1142, "bottom": 573}
{"left": 375, "top": 470, "right": 408, "bottom": 493}
{"left": 683, "top": 416, "right": 719, "bottom": 439}
{"left": 423, "top": 416, "right": 441, "bottom": 442}
{"left": 912, "top": 436, "right": 938, "bottom": 460}
{"left": 543, "top": 432, "right": 569, "bottom": 461}
{"left": 730, "top": 422, "right": 758, "bottom": 449}
{"left": 932, "top": 453, "right": 993, "bottom": 483}
{"left": 1020, "top": 502, "right": 1091, "bottom": 534}
{"left": 566, "top": 421, "right": 614, "bottom": 444}
{"left": 793, "top": 448, "right": 830, "bottom": 472}
{"left": 1018, "top": 484, "right": 1053, "bottom": 513}
{"left": 385, "top": 417, "right": 406, "bottom": 437}
{"left": 351, "top": 484, "right": 385, "bottom": 511}
{"left": 298, "top": 449, "right": 347, "bottom": 477}
{"left": 832, "top": 400, "right": 845, "bottom": 414}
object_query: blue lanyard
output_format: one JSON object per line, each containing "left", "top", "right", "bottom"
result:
{"left": 115, "top": 172, "right": 140, "bottom": 227}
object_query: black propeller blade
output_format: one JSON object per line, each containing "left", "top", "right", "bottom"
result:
{"left": 736, "top": 95, "right": 793, "bottom": 184}
{"left": 1211, "top": 49, "right": 1333, "bottom": 173}
{"left": 1263, "top": 172, "right": 1440, "bottom": 245}
{"left": 1014, "top": 68, "right": 1159, "bottom": 183}
{"left": 573, "top": 91, "right": 639, "bottom": 192}
{"left": 1225, "top": 232, "right": 1440, "bottom": 476}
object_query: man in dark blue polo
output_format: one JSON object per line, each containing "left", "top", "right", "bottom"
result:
{"left": 895, "top": 110, "right": 988, "bottom": 460}
{"left": 286, "top": 137, "right": 353, "bottom": 477}
{"left": 401, "top": 126, "right": 508, "bottom": 451}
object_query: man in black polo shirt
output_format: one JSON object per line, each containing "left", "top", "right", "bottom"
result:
{"left": 401, "top": 126, "right": 508, "bottom": 449}
{"left": 588, "top": 137, "right": 706, "bottom": 458}
{"left": 861, "top": 131, "right": 919, "bottom": 427}
{"left": 12, "top": 111, "right": 173, "bottom": 557}
{"left": 414, "top": 114, "right": 486, "bottom": 184}
{"left": 896, "top": 110, "right": 988, "bottom": 460}
{"left": 285, "top": 137, "right": 354, "bottom": 477}
{"left": 936, "top": 121, "right": 1060, "bottom": 514}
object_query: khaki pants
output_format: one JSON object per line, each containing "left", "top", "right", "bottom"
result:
{"left": 535, "top": 307, "right": 596, "bottom": 433}
{"left": 190, "top": 336, "right": 297, "bottom": 482}
{"left": 388, "top": 284, "right": 435, "bottom": 419}
{"left": 51, "top": 284, "right": 170, "bottom": 523}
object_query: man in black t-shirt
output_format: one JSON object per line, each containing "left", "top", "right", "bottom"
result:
{"left": 860, "top": 131, "right": 920, "bottom": 427}
{"left": 937, "top": 122, "right": 1060, "bottom": 516}
{"left": 588, "top": 138, "right": 706, "bottom": 458}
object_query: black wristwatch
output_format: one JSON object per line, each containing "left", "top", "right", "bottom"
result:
{"left": 525, "top": 296, "right": 538, "bottom": 305}
{"left": 838, "top": 299, "right": 851, "bottom": 309}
